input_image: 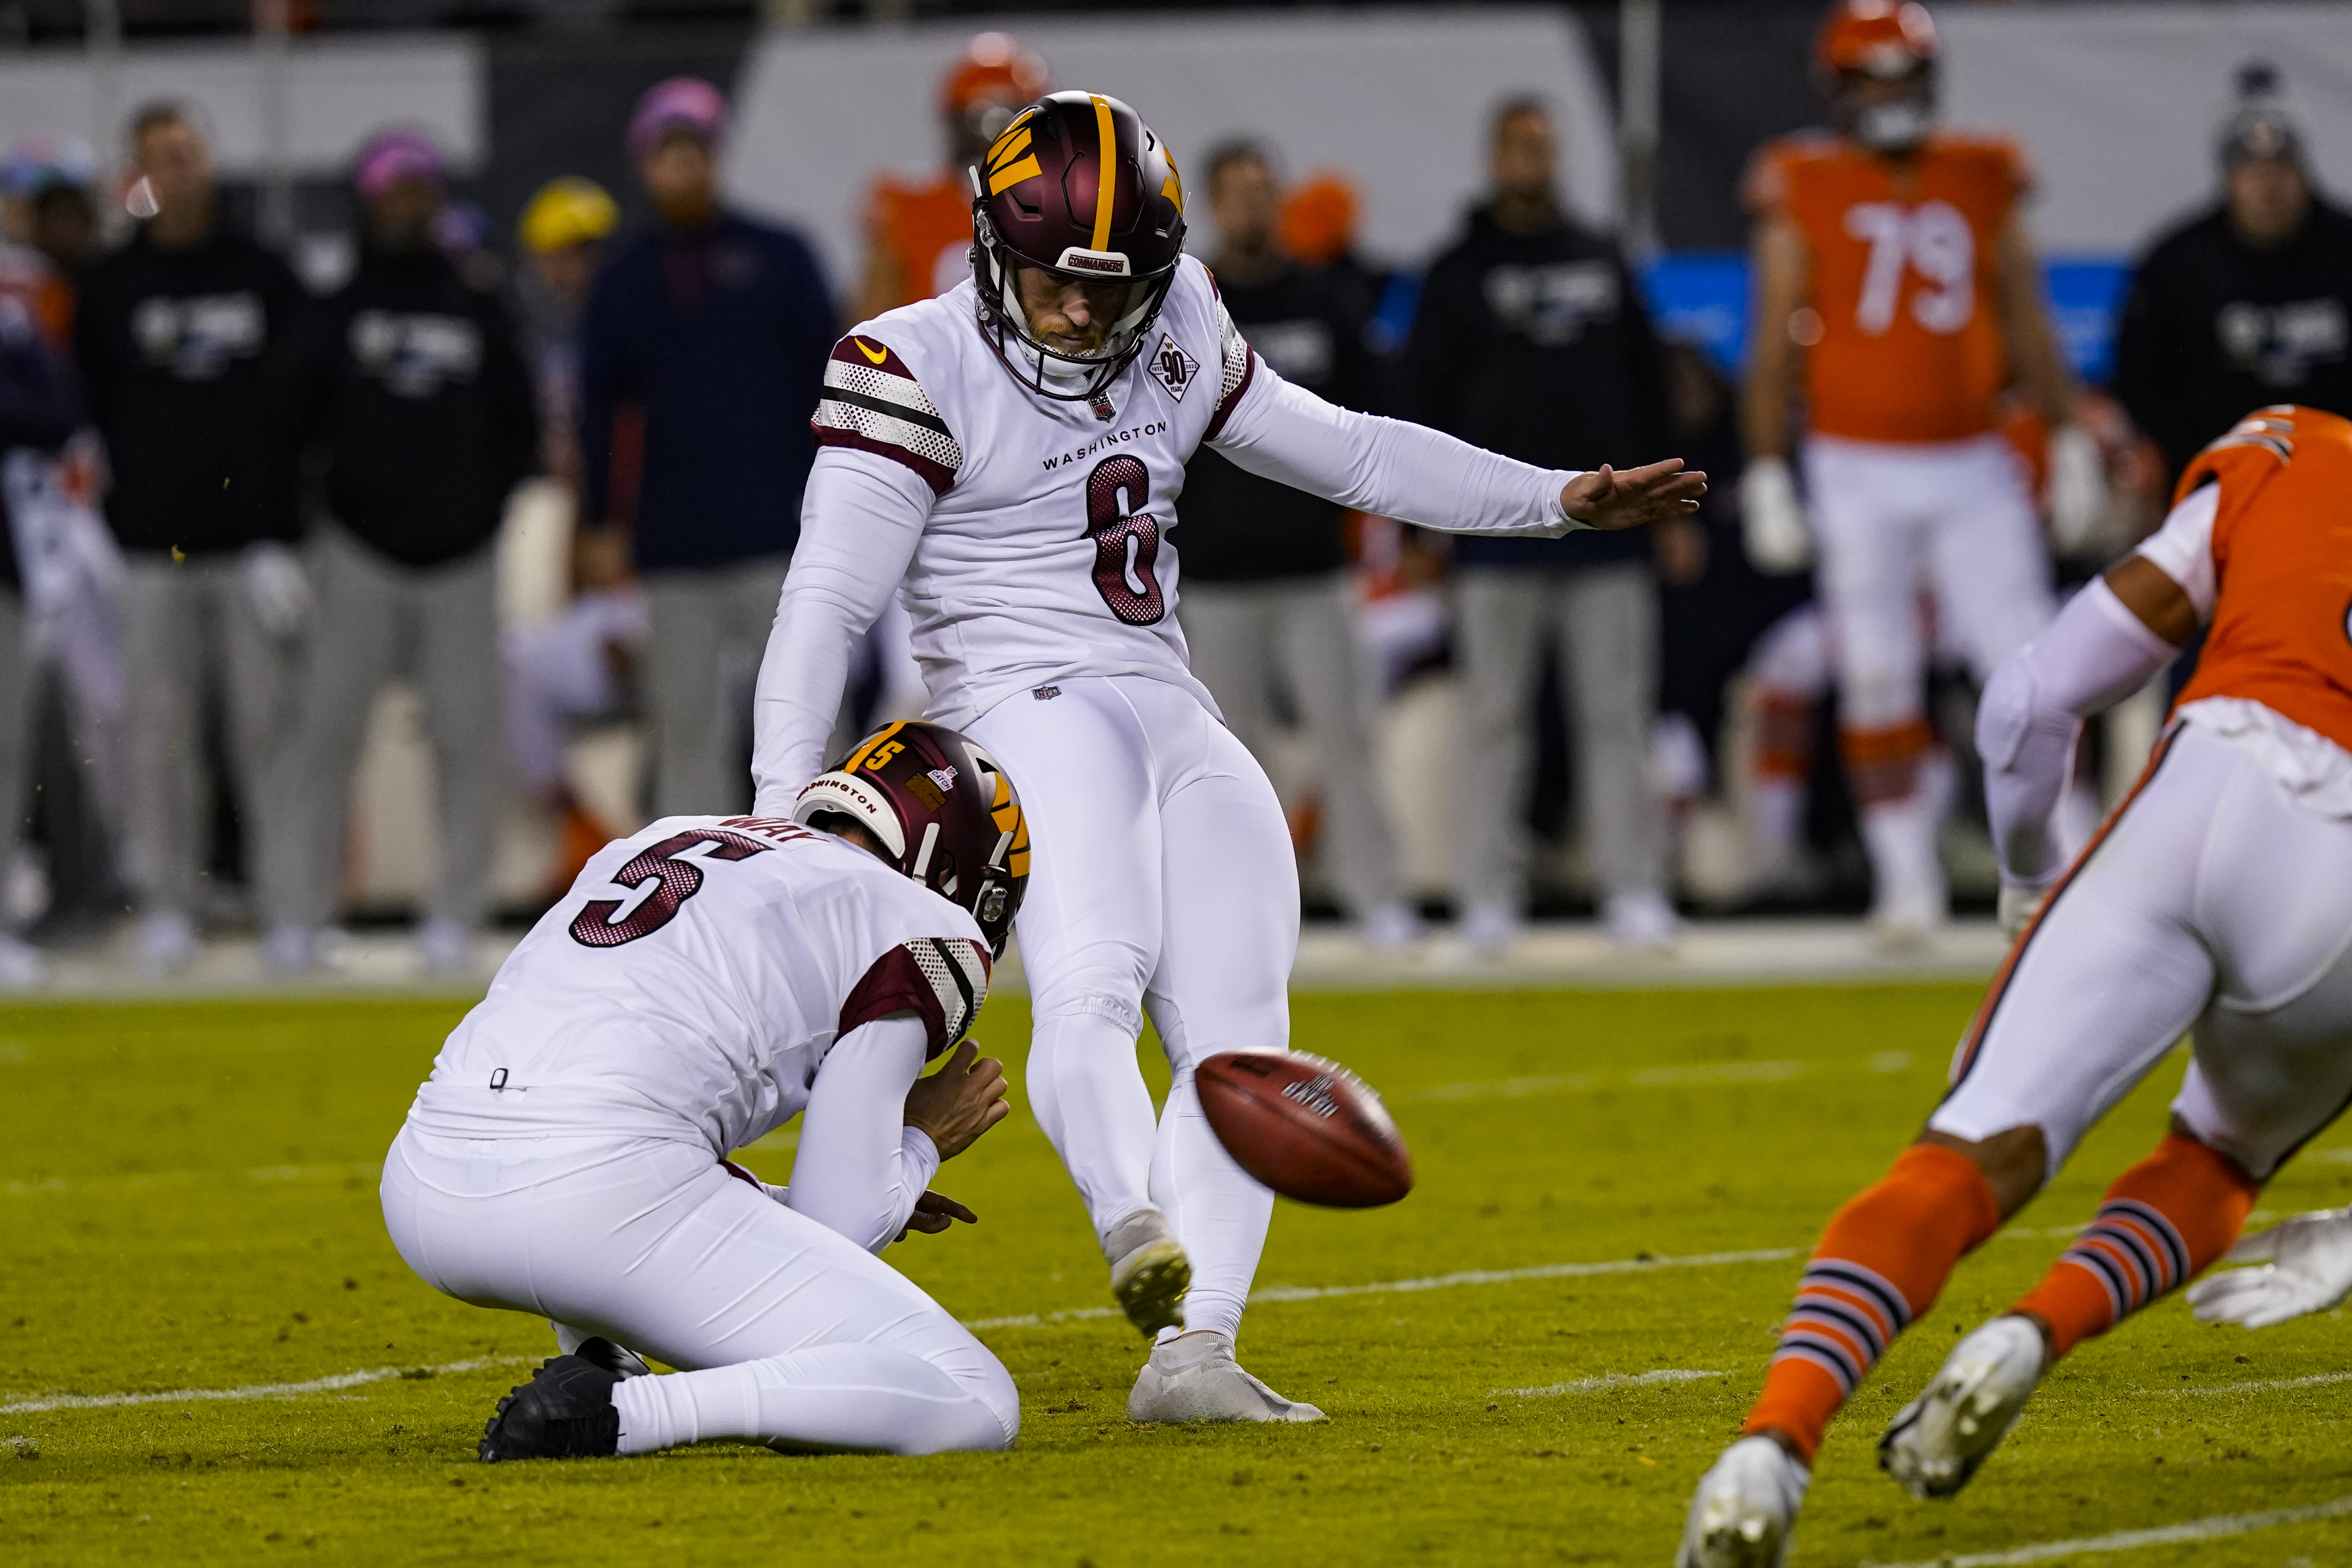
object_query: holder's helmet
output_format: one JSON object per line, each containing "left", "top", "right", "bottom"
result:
{"left": 791, "top": 721, "right": 1030, "bottom": 957}
{"left": 970, "top": 90, "right": 1187, "bottom": 405}
{"left": 1815, "top": 0, "right": 1940, "bottom": 156}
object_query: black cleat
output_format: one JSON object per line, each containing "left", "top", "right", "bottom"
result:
{"left": 572, "top": 1336, "right": 651, "bottom": 1379}
{"left": 479, "top": 1354, "right": 622, "bottom": 1463}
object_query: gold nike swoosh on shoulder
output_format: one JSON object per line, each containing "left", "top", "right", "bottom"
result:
{"left": 854, "top": 338, "right": 888, "bottom": 364}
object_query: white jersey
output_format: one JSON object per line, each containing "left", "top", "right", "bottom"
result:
{"left": 752, "top": 256, "right": 1587, "bottom": 808}
{"left": 406, "top": 815, "right": 991, "bottom": 1159}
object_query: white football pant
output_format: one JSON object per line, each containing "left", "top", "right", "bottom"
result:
{"left": 1802, "top": 434, "right": 2055, "bottom": 728}
{"left": 968, "top": 674, "right": 1292, "bottom": 1343}
{"left": 1932, "top": 721, "right": 2352, "bottom": 1179}
{"left": 381, "top": 1126, "right": 1016, "bottom": 1455}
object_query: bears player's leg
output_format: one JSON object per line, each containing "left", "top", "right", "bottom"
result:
{"left": 2008, "top": 741, "right": 2352, "bottom": 1362}
{"left": 1924, "top": 436, "right": 2057, "bottom": 684}
{"left": 966, "top": 680, "right": 1164, "bottom": 1248}
{"left": 1688, "top": 722, "right": 2222, "bottom": 1542}
{"left": 384, "top": 1128, "right": 1016, "bottom": 1457}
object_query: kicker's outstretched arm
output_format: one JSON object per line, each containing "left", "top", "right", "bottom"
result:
{"left": 751, "top": 453, "right": 933, "bottom": 813}
{"left": 1206, "top": 363, "right": 1703, "bottom": 540}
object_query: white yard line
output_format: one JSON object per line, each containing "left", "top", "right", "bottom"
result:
{"left": 1497, "top": 1368, "right": 1722, "bottom": 1398}
{"left": 1862, "top": 1493, "right": 2352, "bottom": 1567}
{"left": 2172, "top": 1368, "right": 2352, "bottom": 1397}
{"left": 0, "top": 1355, "right": 531, "bottom": 1417}
{"left": 963, "top": 1247, "right": 1801, "bottom": 1331}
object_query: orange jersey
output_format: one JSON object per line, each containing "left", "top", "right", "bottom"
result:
{"left": 2171, "top": 406, "right": 2352, "bottom": 756}
{"left": 863, "top": 173, "right": 975, "bottom": 312}
{"left": 1747, "top": 130, "right": 2029, "bottom": 445}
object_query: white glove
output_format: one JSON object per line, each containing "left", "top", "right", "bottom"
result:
{"left": 2045, "top": 423, "right": 2108, "bottom": 556}
{"left": 1741, "top": 455, "right": 1813, "bottom": 574}
{"left": 1996, "top": 879, "right": 2051, "bottom": 939}
{"left": 241, "top": 541, "right": 313, "bottom": 642}
{"left": 2185, "top": 1206, "right": 2352, "bottom": 1329}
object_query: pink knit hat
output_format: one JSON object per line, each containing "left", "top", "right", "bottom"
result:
{"left": 627, "top": 77, "right": 727, "bottom": 163}
{"left": 354, "top": 129, "right": 444, "bottom": 199}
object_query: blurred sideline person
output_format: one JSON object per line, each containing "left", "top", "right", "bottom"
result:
{"left": 0, "top": 134, "right": 127, "bottom": 858}
{"left": 272, "top": 131, "right": 537, "bottom": 975}
{"left": 856, "top": 33, "right": 1049, "bottom": 320}
{"left": 1407, "top": 96, "right": 1681, "bottom": 952}
{"left": 0, "top": 292, "right": 83, "bottom": 987}
{"left": 1739, "top": 0, "right": 2099, "bottom": 941}
{"left": 580, "top": 79, "right": 835, "bottom": 818}
{"left": 509, "top": 176, "right": 645, "bottom": 896}
{"left": 753, "top": 91, "right": 1702, "bottom": 1422}
{"left": 1680, "top": 404, "right": 2352, "bottom": 1565}
{"left": 2112, "top": 68, "right": 2352, "bottom": 485}
{"left": 1175, "top": 142, "right": 1418, "bottom": 950}
{"left": 383, "top": 724, "right": 1027, "bottom": 1461}
{"left": 75, "top": 102, "right": 307, "bottom": 974}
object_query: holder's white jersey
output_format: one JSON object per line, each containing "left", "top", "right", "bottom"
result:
{"left": 754, "top": 256, "right": 1586, "bottom": 806}
{"left": 406, "top": 815, "right": 990, "bottom": 1160}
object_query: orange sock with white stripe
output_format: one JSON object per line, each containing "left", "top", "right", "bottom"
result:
{"left": 1741, "top": 1143, "right": 2003, "bottom": 1463}
{"left": 2011, "top": 1134, "right": 2260, "bottom": 1358}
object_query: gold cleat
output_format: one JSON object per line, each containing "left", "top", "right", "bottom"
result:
{"left": 1104, "top": 1210, "right": 1191, "bottom": 1337}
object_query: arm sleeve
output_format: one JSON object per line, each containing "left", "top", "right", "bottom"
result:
{"left": 786, "top": 1013, "right": 941, "bottom": 1255}
{"left": 1977, "top": 577, "right": 2182, "bottom": 888}
{"left": 749, "top": 448, "right": 933, "bottom": 812}
{"left": 1206, "top": 361, "right": 1579, "bottom": 538}
{"left": 2131, "top": 480, "right": 2220, "bottom": 620}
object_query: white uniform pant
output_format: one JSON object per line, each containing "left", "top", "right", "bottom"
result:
{"left": 278, "top": 529, "right": 502, "bottom": 933}
{"left": 967, "top": 674, "right": 1292, "bottom": 1343}
{"left": 120, "top": 553, "right": 304, "bottom": 920}
{"left": 1178, "top": 572, "right": 1406, "bottom": 918}
{"left": 641, "top": 555, "right": 790, "bottom": 817}
{"left": 381, "top": 1124, "right": 1016, "bottom": 1456}
{"left": 1932, "top": 721, "right": 2352, "bottom": 1180}
{"left": 1453, "top": 562, "right": 1667, "bottom": 909}
{"left": 1803, "top": 433, "right": 2055, "bottom": 727}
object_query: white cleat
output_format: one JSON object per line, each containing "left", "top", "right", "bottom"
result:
{"left": 1677, "top": 1434, "right": 1810, "bottom": 1568}
{"left": 1103, "top": 1209, "right": 1191, "bottom": 1337}
{"left": 1126, "top": 1331, "right": 1325, "bottom": 1424}
{"left": 1879, "top": 1315, "right": 2046, "bottom": 1499}
{"left": 415, "top": 917, "right": 476, "bottom": 977}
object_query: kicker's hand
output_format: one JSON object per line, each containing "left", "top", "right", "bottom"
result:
{"left": 1562, "top": 459, "right": 1707, "bottom": 532}
{"left": 896, "top": 1190, "right": 980, "bottom": 1241}
{"left": 904, "top": 1039, "right": 1011, "bottom": 1161}
{"left": 2186, "top": 1207, "right": 2352, "bottom": 1329}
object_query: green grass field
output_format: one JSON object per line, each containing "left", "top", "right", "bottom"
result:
{"left": 4, "top": 984, "right": 2350, "bottom": 1566}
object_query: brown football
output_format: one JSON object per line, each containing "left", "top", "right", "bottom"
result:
{"left": 1195, "top": 1050, "right": 1414, "bottom": 1208}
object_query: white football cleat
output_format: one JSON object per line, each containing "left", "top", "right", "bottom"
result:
{"left": 1677, "top": 1434, "right": 1810, "bottom": 1568}
{"left": 0, "top": 932, "right": 47, "bottom": 991}
{"left": 1126, "top": 1331, "right": 1325, "bottom": 1424}
{"left": 1879, "top": 1315, "right": 2046, "bottom": 1499}
{"left": 2187, "top": 1207, "right": 2352, "bottom": 1329}
{"left": 1103, "top": 1209, "right": 1191, "bottom": 1337}
{"left": 416, "top": 917, "right": 475, "bottom": 977}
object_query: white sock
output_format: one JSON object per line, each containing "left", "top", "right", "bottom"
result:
{"left": 1027, "top": 1008, "right": 1161, "bottom": 1243}
{"left": 613, "top": 1344, "right": 1011, "bottom": 1457}
{"left": 1860, "top": 794, "right": 1946, "bottom": 915}
{"left": 1149, "top": 1074, "right": 1274, "bottom": 1343}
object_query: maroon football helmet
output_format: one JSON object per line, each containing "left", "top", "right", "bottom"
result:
{"left": 790, "top": 721, "right": 1030, "bottom": 956}
{"left": 970, "top": 89, "right": 1187, "bottom": 406}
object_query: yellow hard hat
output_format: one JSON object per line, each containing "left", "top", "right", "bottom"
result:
{"left": 520, "top": 176, "right": 618, "bottom": 254}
